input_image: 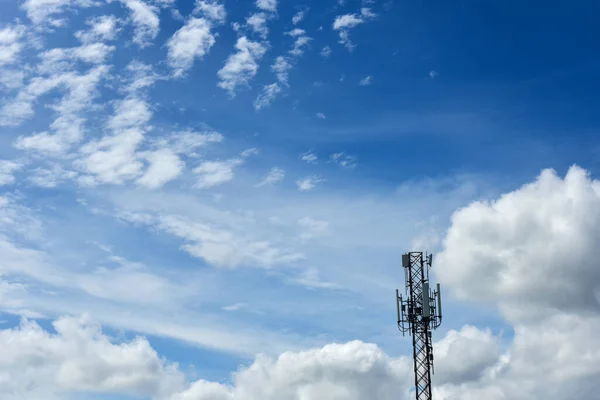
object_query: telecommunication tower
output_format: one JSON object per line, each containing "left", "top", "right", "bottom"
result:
{"left": 395, "top": 252, "right": 443, "bottom": 400}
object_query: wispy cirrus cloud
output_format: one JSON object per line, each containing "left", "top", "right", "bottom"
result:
{"left": 296, "top": 175, "right": 323, "bottom": 191}
{"left": 257, "top": 167, "right": 285, "bottom": 186}
{"left": 333, "top": 7, "right": 377, "bottom": 51}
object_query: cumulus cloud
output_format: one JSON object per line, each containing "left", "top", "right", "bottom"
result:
{"left": 320, "top": 45, "right": 332, "bottom": 58}
{"left": 167, "top": 18, "right": 217, "bottom": 77}
{"left": 437, "top": 165, "right": 600, "bottom": 322}
{"left": 21, "top": 0, "right": 96, "bottom": 27}
{"left": 120, "top": 0, "right": 160, "bottom": 47}
{"left": 246, "top": 12, "right": 269, "bottom": 39}
{"left": 217, "top": 37, "right": 267, "bottom": 96}
{"left": 171, "top": 340, "right": 411, "bottom": 400}
{"left": 0, "top": 315, "right": 184, "bottom": 399}
{"left": 286, "top": 29, "right": 312, "bottom": 57}
{"left": 256, "top": 0, "right": 277, "bottom": 13}
{"left": 333, "top": 8, "right": 377, "bottom": 51}
{"left": 75, "top": 15, "right": 121, "bottom": 43}
{"left": 193, "top": 0, "right": 227, "bottom": 23}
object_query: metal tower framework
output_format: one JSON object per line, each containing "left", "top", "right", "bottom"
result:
{"left": 395, "top": 252, "right": 443, "bottom": 400}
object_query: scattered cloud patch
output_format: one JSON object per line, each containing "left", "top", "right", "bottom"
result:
{"left": 296, "top": 175, "right": 323, "bottom": 191}
{"left": 320, "top": 45, "right": 332, "bottom": 58}
{"left": 21, "top": 0, "right": 95, "bottom": 27}
{"left": 331, "top": 152, "right": 357, "bottom": 168}
{"left": 272, "top": 56, "right": 292, "bottom": 86}
{"left": 298, "top": 217, "right": 330, "bottom": 240}
{"left": 75, "top": 15, "right": 121, "bottom": 43}
{"left": 120, "top": 0, "right": 160, "bottom": 48}
{"left": 0, "top": 25, "right": 26, "bottom": 67}
{"left": 193, "top": 0, "right": 227, "bottom": 23}
{"left": 359, "top": 75, "right": 372, "bottom": 86}
{"left": 316, "top": 112, "right": 326, "bottom": 120}
{"left": 257, "top": 167, "right": 285, "bottom": 186}
{"left": 256, "top": 0, "right": 277, "bottom": 13}
{"left": 137, "top": 148, "right": 185, "bottom": 189}
{"left": 292, "top": 10, "right": 307, "bottom": 25}
{"left": 429, "top": 70, "right": 439, "bottom": 79}
{"left": 167, "top": 17, "right": 219, "bottom": 77}
{"left": 0, "top": 161, "right": 22, "bottom": 186}
{"left": 333, "top": 8, "right": 377, "bottom": 51}
{"left": 217, "top": 37, "right": 267, "bottom": 97}
{"left": 193, "top": 158, "right": 243, "bottom": 188}
{"left": 246, "top": 12, "right": 269, "bottom": 39}
{"left": 300, "top": 151, "right": 318, "bottom": 164}
{"left": 254, "top": 82, "right": 282, "bottom": 110}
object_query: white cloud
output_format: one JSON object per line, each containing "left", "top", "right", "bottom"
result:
{"left": 292, "top": 9, "right": 307, "bottom": 25}
{"left": 320, "top": 45, "right": 332, "bottom": 58}
{"left": 429, "top": 70, "right": 439, "bottom": 79}
{"left": 137, "top": 148, "right": 185, "bottom": 189}
{"left": 217, "top": 37, "right": 267, "bottom": 96}
{"left": 300, "top": 151, "right": 318, "bottom": 164}
{"left": 193, "top": 0, "right": 227, "bottom": 23}
{"left": 167, "top": 17, "right": 217, "bottom": 77}
{"left": 331, "top": 152, "right": 357, "bottom": 168}
{"left": 75, "top": 97, "right": 152, "bottom": 185}
{"left": 120, "top": 0, "right": 160, "bottom": 47}
{"left": 14, "top": 65, "right": 109, "bottom": 154}
{"left": 289, "top": 33, "right": 312, "bottom": 57}
{"left": 28, "top": 164, "right": 77, "bottom": 188}
{"left": 194, "top": 158, "right": 243, "bottom": 188}
{"left": 75, "top": 15, "right": 121, "bottom": 43}
{"left": 154, "top": 129, "right": 223, "bottom": 155}
{"left": 123, "top": 213, "right": 306, "bottom": 268}
{"left": 254, "top": 82, "right": 282, "bottom": 110}
{"left": 333, "top": 8, "right": 377, "bottom": 51}
{"left": 290, "top": 267, "right": 339, "bottom": 289}
{"left": 257, "top": 167, "right": 285, "bottom": 186}
{"left": 222, "top": 302, "right": 248, "bottom": 311}
{"left": 171, "top": 340, "right": 410, "bottom": 399}
{"left": 272, "top": 56, "right": 292, "bottom": 85}
{"left": 316, "top": 112, "right": 326, "bottom": 120}
{"left": 296, "top": 175, "right": 323, "bottom": 191}
{"left": 0, "top": 161, "right": 22, "bottom": 186}
{"left": 0, "top": 25, "right": 26, "bottom": 67}
{"left": 21, "top": 0, "right": 96, "bottom": 27}
{"left": 298, "top": 216, "right": 330, "bottom": 239}
{"left": 359, "top": 75, "right": 372, "bottom": 85}
{"left": 256, "top": 0, "right": 277, "bottom": 13}
{"left": 0, "top": 315, "right": 184, "bottom": 399}
{"left": 246, "top": 12, "right": 269, "bottom": 39}
{"left": 437, "top": 165, "right": 600, "bottom": 323}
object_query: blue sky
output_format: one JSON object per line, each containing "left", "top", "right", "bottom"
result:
{"left": 1, "top": 0, "right": 600, "bottom": 399}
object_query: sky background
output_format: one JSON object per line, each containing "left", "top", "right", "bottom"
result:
{"left": 1, "top": 0, "right": 600, "bottom": 399}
